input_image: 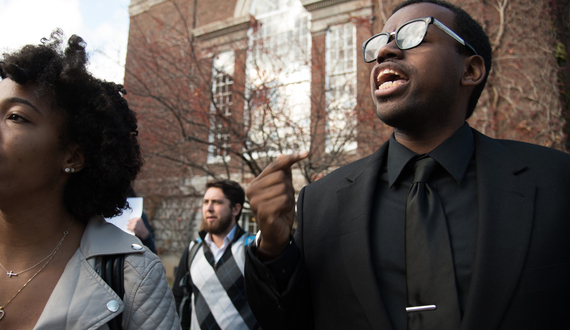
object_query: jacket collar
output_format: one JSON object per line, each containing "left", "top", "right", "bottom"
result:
{"left": 460, "top": 130, "right": 535, "bottom": 330}
{"left": 80, "top": 216, "right": 147, "bottom": 259}
{"left": 35, "top": 217, "right": 143, "bottom": 329}
{"left": 337, "top": 143, "right": 394, "bottom": 329}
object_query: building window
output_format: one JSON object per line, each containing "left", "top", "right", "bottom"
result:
{"left": 208, "top": 51, "right": 234, "bottom": 163}
{"left": 212, "top": 71, "right": 233, "bottom": 117}
{"left": 326, "top": 23, "right": 357, "bottom": 152}
{"left": 250, "top": 0, "right": 310, "bottom": 65}
{"left": 240, "top": 210, "right": 258, "bottom": 235}
{"left": 245, "top": 0, "right": 312, "bottom": 159}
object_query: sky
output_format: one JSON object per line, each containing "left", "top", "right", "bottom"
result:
{"left": 0, "top": 0, "right": 130, "bottom": 83}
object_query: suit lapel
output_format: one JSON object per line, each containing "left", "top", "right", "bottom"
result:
{"left": 337, "top": 143, "right": 394, "bottom": 329}
{"left": 461, "top": 131, "right": 536, "bottom": 330}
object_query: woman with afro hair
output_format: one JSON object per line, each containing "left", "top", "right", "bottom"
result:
{"left": 0, "top": 30, "right": 180, "bottom": 329}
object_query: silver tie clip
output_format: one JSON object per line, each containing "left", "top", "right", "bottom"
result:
{"left": 406, "top": 305, "right": 437, "bottom": 312}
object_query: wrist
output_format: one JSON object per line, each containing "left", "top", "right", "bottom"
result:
{"left": 254, "top": 230, "right": 290, "bottom": 260}
{"left": 137, "top": 227, "right": 150, "bottom": 239}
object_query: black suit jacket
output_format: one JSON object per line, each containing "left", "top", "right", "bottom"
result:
{"left": 245, "top": 129, "right": 570, "bottom": 330}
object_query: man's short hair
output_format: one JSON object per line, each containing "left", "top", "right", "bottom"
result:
{"left": 393, "top": 0, "right": 492, "bottom": 118}
{"left": 205, "top": 179, "right": 245, "bottom": 222}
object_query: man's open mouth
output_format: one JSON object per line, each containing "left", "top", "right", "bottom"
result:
{"left": 376, "top": 68, "right": 408, "bottom": 90}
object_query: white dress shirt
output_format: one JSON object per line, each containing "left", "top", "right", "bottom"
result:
{"left": 204, "top": 224, "right": 237, "bottom": 263}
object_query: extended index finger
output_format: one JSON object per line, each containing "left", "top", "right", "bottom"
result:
{"left": 258, "top": 150, "right": 309, "bottom": 179}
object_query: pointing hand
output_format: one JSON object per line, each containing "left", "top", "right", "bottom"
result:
{"left": 246, "top": 151, "right": 308, "bottom": 257}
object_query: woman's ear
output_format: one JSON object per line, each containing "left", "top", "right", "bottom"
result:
{"left": 62, "top": 144, "right": 85, "bottom": 174}
{"left": 461, "top": 54, "right": 486, "bottom": 87}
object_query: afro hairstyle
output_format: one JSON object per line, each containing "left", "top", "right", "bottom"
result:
{"left": 0, "top": 29, "right": 143, "bottom": 222}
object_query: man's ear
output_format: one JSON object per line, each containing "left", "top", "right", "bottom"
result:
{"left": 232, "top": 203, "right": 242, "bottom": 218}
{"left": 461, "top": 55, "right": 486, "bottom": 87}
{"left": 63, "top": 144, "right": 85, "bottom": 173}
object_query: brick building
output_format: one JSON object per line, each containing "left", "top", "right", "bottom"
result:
{"left": 124, "top": 0, "right": 569, "bottom": 278}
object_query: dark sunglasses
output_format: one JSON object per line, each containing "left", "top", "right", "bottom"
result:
{"left": 362, "top": 16, "right": 478, "bottom": 63}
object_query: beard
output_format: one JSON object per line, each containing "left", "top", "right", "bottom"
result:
{"left": 202, "top": 212, "right": 234, "bottom": 235}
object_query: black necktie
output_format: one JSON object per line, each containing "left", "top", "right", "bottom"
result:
{"left": 405, "top": 156, "right": 461, "bottom": 330}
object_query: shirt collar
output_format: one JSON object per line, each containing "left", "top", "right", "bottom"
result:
{"left": 387, "top": 134, "right": 418, "bottom": 187}
{"left": 387, "top": 122, "right": 474, "bottom": 187}
{"left": 204, "top": 223, "right": 238, "bottom": 248}
{"left": 429, "top": 122, "right": 474, "bottom": 185}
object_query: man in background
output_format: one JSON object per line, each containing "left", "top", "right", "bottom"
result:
{"left": 127, "top": 212, "right": 156, "bottom": 253}
{"left": 173, "top": 179, "right": 259, "bottom": 329}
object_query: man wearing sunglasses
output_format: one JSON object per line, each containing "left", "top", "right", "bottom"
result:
{"left": 244, "top": 0, "right": 570, "bottom": 329}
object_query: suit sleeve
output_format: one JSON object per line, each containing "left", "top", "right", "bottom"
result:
{"left": 139, "top": 212, "right": 157, "bottom": 254}
{"left": 245, "top": 186, "right": 314, "bottom": 330}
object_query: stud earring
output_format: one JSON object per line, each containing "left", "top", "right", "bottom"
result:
{"left": 71, "top": 168, "right": 75, "bottom": 173}
{"left": 64, "top": 168, "right": 72, "bottom": 173}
